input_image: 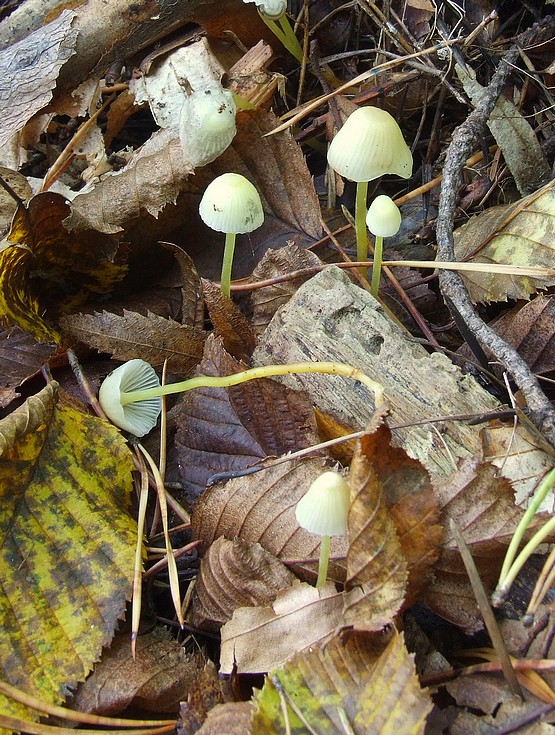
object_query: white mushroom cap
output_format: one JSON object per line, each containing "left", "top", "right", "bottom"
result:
{"left": 327, "top": 107, "right": 413, "bottom": 183}
{"left": 243, "top": 0, "right": 287, "bottom": 19}
{"left": 180, "top": 90, "right": 237, "bottom": 168}
{"left": 199, "top": 173, "right": 264, "bottom": 234}
{"left": 366, "top": 195, "right": 402, "bottom": 237}
{"left": 295, "top": 471, "right": 350, "bottom": 537}
{"left": 99, "top": 359, "right": 162, "bottom": 437}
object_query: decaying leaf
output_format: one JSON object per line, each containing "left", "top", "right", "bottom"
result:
{"left": 454, "top": 180, "right": 555, "bottom": 303}
{"left": 60, "top": 309, "right": 206, "bottom": 373}
{"left": 178, "top": 660, "right": 233, "bottom": 735}
{"left": 170, "top": 336, "right": 321, "bottom": 505}
{"left": 202, "top": 280, "right": 256, "bottom": 363}
{"left": 344, "top": 419, "right": 409, "bottom": 631}
{"left": 0, "top": 192, "right": 126, "bottom": 343}
{"left": 69, "top": 627, "right": 198, "bottom": 715}
{"left": 219, "top": 582, "right": 344, "bottom": 674}
{"left": 0, "top": 383, "right": 137, "bottom": 723}
{"left": 252, "top": 630, "right": 432, "bottom": 734}
{"left": 192, "top": 702, "right": 255, "bottom": 735}
{"left": 189, "top": 537, "right": 296, "bottom": 631}
{"left": 0, "top": 325, "right": 56, "bottom": 404}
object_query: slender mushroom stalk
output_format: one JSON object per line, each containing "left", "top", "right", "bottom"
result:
{"left": 98, "top": 359, "right": 385, "bottom": 436}
{"left": 366, "top": 195, "right": 402, "bottom": 298}
{"left": 199, "top": 173, "right": 264, "bottom": 297}
{"left": 327, "top": 107, "right": 412, "bottom": 281}
{"left": 295, "top": 471, "right": 350, "bottom": 588}
{"left": 243, "top": 0, "right": 303, "bottom": 62}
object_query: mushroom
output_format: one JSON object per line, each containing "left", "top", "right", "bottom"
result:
{"left": 327, "top": 106, "right": 412, "bottom": 282}
{"left": 365, "top": 194, "right": 402, "bottom": 297}
{"left": 198, "top": 173, "right": 264, "bottom": 297}
{"left": 242, "top": 0, "right": 303, "bottom": 62}
{"left": 98, "top": 360, "right": 384, "bottom": 435}
{"left": 295, "top": 470, "right": 350, "bottom": 588}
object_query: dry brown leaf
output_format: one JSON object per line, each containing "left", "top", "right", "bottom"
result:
{"left": 344, "top": 421, "right": 409, "bottom": 630}
{"left": 68, "top": 627, "right": 198, "bottom": 715}
{"left": 0, "top": 326, "right": 56, "bottom": 403}
{"left": 249, "top": 244, "right": 324, "bottom": 338}
{"left": 219, "top": 582, "right": 344, "bottom": 674}
{"left": 178, "top": 660, "right": 233, "bottom": 735}
{"left": 160, "top": 243, "right": 205, "bottom": 330}
{"left": 420, "top": 458, "right": 552, "bottom": 631}
{"left": 169, "top": 336, "right": 321, "bottom": 506}
{"left": 191, "top": 457, "right": 347, "bottom": 583}
{"left": 189, "top": 537, "right": 296, "bottom": 631}
{"left": 202, "top": 280, "right": 256, "bottom": 362}
{"left": 60, "top": 309, "right": 206, "bottom": 373}
{"left": 192, "top": 702, "right": 255, "bottom": 735}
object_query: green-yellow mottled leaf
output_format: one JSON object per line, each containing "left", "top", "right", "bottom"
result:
{"left": 0, "top": 383, "right": 136, "bottom": 726}
{"left": 454, "top": 180, "right": 555, "bottom": 303}
{"left": 252, "top": 631, "right": 432, "bottom": 734}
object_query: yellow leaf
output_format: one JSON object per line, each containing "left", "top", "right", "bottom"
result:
{"left": 0, "top": 383, "right": 136, "bottom": 726}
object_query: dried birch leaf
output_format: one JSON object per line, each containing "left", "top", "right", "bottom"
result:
{"left": 170, "top": 336, "right": 320, "bottom": 505}
{"left": 189, "top": 537, "right": 296, "bottom": 631}
{"left": 219, "top": 582, "right": 344, "bottom": 674}
{"left": 249, "top": 244, "right": 324, "bottom": 337}
{"left": 252, "top": 630, "right": 432, "bottom": 734}
{"left": 203, "top": 280, "right": 256, "bottom": 362}
{"left": 69, "top": 627, "right": 198, "bottom": 715}
{"left": 60, "top": 309, "right": 206, "bottom": 373}
{"left": 191, "top": 458, "right": 347, "bottom": 583}
{"left": 454, "top": 181, "right": 555, "bottom": 303}
{"left": 178, "top": 661, "right": 233, "bottom": 735}
{"left": 344, "top": 419, "right": 408, "bottom": 630}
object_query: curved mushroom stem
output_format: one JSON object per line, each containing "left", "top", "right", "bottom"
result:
{"left": 316, "top": 535, "right": 331, "bottom": 589}
{"left": 220, "top": 232, "right": 237, "bottom": 298}
{"left": 120, "top": 361, "right": 385, "bottom": 410}
{"left": 370, "top": 235, "right": 384, "bottom": 298}
{"left": 355, "top": 180, "right": 369, "bottom": 278}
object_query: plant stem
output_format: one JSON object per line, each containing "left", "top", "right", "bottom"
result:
{"left": 259, "top": 11, "right": 303, "bottom": 62}
{"left": 121, "top": 360, "right": 385, "bottom": 409}
{"left": 355, "top": 180, "right": 369, "bottom": 278}
{"left": 316, "top": 535, "right": 331, "bottom": 589}
{"left": 220, "top": 232, "right": 236, "bottom": 297}
{"left": 370, "top": 235, "right": 383, "bottom": 298}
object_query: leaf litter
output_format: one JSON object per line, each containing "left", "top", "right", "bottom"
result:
{"left": 0, "top": 2, "right": 555, "bottom": 734}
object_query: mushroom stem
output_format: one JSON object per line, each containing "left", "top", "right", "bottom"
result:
{"left": 120, "top": 360, "right": 385, "bottom": 409}
{"left": 355, "top": 180, "right": 369, "bottom": 277}
{"left": 370, "top": 235, "right": 383, "bottom": 298}
{"left": 221, "top": 232, "right": 237, "bottom": 298}
{"left": 258, "top": 10, "right": 303, "bottom": 62}
{"left": 316, "top": 535, "right": 331, "bottom": 589}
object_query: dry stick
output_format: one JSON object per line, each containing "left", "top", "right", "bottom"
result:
{"left": 435, "top": 33, "right": 555, "bottom": 451}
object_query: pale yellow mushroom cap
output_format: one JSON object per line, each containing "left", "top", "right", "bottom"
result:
{"left": 243, "top": 0, "right": 287, "bottom": 19}
{"left": 295, "top": 471, "right": 350, "bottom": 537}
{"left": 199, "top": 173, "right": 264, "bottom": 234}
{"left": 327, "top": 107, "right": 413, "bottom": 183}
{"left": 366, "top": 195, "right": 402, "bottom": 237}
{"left": 99, "top": 359, "right": 162, "bottom": 437}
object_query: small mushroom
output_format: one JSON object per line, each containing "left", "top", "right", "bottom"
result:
{"left": 295, "top": 471, "right": 350, "bottom": 588}
{"left": 327, "top": 106, "right": 412, "bottom": 281}
{"left": 242, "top": 0, "right": 303, "bottom": 62}
{"left": 366, "top": 194, "right": 402, "bottom": 297}
{"left": 199, "top": 172, "right": 264, "bottom": 297}
{"left": 98, "top": 359, "right": 162, "bottom": 437}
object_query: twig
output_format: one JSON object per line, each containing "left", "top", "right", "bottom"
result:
{"left": 435, "top": 27, "right": 555, "bottom": 450}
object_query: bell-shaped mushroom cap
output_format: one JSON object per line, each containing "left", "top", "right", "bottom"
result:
{"left": 327, "top": 107, "right": 413, "bottom": 183}
{"left": 295, "top": 471, "right": 350, "bottom": 537}
{"left": 242, "top": 0, "right": 287, "bottom": 19}
{"left": 99, "top": 359, "right": 162, "bottom": 437}
{"left": 199, "top": 173, "right": 264, "bottom": 234}
{"left": 366, "top": 195, "right": 402, "bottom": 237}
{"left": 180, "top": 90, "right": 236, "bottom": 168}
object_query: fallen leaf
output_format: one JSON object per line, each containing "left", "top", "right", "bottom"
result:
{"left": 0, "top": 383, "right": 136, "bottom": 723}
{"left": 69, "top": 627, "right": 199, "bottom": 715}
{"left": 252, "top": 630, "right": 432, "bottom": 734}
{"left": 60, "top": 309, "right": 206, "bottom": 373}
{"left": 169, "top": 336, "right": 321, "bottom": 505}
{"left": 189, "top": 537, "right": 296, "bottom": 631}
{"left": 191, "top": 702, "right": 254, "bottom": 735}
{"left": 219, "top": 582, "right": 343, "bottom": 674}
{"left": 191, "top": 457, "right": 347, "bottom": 583}
{"left": 203, "top": 280, "right": 256, "bottom": 362}
{"left": 178, "top": 660, "right": 234, "bottom": 735}
{"left": 454, "top": 180, "right": 555, "bottom": 303}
